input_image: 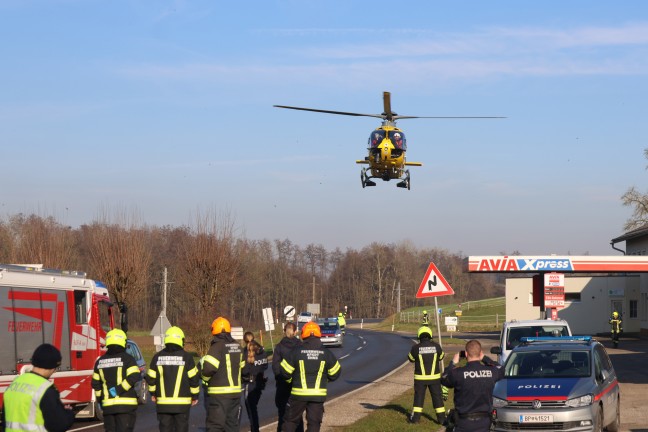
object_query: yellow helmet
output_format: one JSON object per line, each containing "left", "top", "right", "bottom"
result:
{"left": 164, "top": 326, "right": 185, "bottom": 347}
{"left": 211, "top": 317, "right": 231, "bottom": 335}
{"left": 106, "top": 329, "right": 127, "bottom": 348}
{"left": 612, "top": 311, "right": 619, "bottom": 318}
{"left": 417, "top": 326, "right": 433, "bottom": 339}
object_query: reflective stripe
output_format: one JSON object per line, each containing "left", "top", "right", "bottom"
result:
{"left": 328, "top": 361, "right": 340, "bottom": 376}
{"left": 413, "top": 407, "right": 423, "bottom": 413}
{"left": 156, "top": 396, "right": 192, "bottom": 405}
{"left": 101, "top": 397, "right": 138, "bottom": 406}
{"left": 147, "top": 369, "right": 157, "bottom": 379}
{"left": 415, "top": 353, "right": 440, "bottom": 380}
{"left": 126, "top": 365, "right": 140, "bottom": 376}
{"left": 174, "top": 365, "right": 185, "bottom": 398}
{"left": 435, "top": 406, "right": 446, "bottom": 413}
{"left": 280, "top": 359, "right": 295, "bottom": 374}
{"left": 202, "top": 355, "right": 219, "bottom": 369}
{"left": 314, "top": 361, "right": 325, "bottom": 390}
{"left": 291, "top": 388, "right": 326, "bottom": 396}
{"left": 207, "top": 386, "right": 242, "bottom": 395}
{"left": 291, "top": 360, "right": 328, "bottom": 397}
{"left": 5, "top": 422, "right": 47, "bottom": 431}
{"left": 187, "top": 366, "right": 198, "bottom": 378}
{"left": 190, "top": 386, "right": 200, "bottom": 394}
{"left": 158, "top": 366, "right": 166, "bottom": 399}
{"left": 226, "top": 355, "right": 234, "bottom": 387}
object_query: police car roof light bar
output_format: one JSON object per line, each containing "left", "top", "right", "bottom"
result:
{"left": 520, "top": 336, "right": 592, "bottom": 344}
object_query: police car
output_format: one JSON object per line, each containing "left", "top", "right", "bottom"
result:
{"left": 316, "top": 318, "right": 343, "bottom": 347}
{"left": 492, "top": 336, "right": 620, "bottom": 432}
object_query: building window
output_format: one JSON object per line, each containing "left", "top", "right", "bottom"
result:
{"left": 565, "top": 292, "right": 581, "bottom": 302}
{"left": 642, "top": 293, "right": 648, "bottom": 321}
{"left": 630, "top": 300, "right": 638, "bottom": 319}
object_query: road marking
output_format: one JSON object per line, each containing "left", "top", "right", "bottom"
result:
{"left": 70, "top": 423, "right": 102, "bottom": 431}
{"left": 340, "top": 354, "right": 350, "bottom": 359}
{"left": 356, "top": 347, "right": 362, "bottom": 351}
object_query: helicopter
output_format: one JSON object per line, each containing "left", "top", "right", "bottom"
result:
{"left": 274, "top": 91, "right": 504, "bottom": 190}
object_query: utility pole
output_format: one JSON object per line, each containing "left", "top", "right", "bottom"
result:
{"left": 150, "top": 267, "right": 173, "bottom": 351}
{"left": 312, "top": 276, "right": 316, "bottom": 304}
{"left": 397, "top": 282, "right": 401, "bottom": 313}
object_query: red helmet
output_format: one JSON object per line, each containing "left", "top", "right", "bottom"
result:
{"left": 301, "top": 321, "right": 321, "bottom": 339}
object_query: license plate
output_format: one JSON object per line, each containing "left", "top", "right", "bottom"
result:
{"left": 519, "top": 414, "right": 553, "bottom": 423}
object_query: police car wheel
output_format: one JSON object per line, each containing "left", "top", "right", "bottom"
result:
{"left": 593, "top": 406, "right": 604, "bottom": 432}
{"left": 607, "top": 399, "right": 620, "bottom": 432}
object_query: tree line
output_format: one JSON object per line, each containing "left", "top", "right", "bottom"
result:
{"left": 0, "top": 211, "right": 501, "bottom": 353}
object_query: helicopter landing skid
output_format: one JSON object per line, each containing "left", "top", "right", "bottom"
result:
{"left": 396, "top": 169, "right": 411, "bottom": 190}
{"left": 360, "top": 168, "right": 376, "bottom": 188}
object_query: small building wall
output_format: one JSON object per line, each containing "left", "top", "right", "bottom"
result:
{"left": 625, "top": 238, "right": 648, "bottom": 336}
{"left": 506, "top": 275, "right": 640, "bottom": 335}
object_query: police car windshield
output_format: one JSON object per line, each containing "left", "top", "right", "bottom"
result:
{"left": 506, "top": 326, "right": 569, "bottom": 349}
{"left": 504, "top": 350, "right": 590, "bottom": 378}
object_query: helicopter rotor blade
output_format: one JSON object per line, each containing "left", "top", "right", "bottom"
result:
{"left": 394, "top": 115, "right": 507, "bottom": 120}
{"left": 273, "top": 105, "right": 384, "bottom": 119}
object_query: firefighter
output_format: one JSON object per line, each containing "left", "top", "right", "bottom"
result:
{"left": 2, "top": 343, "right": 75, "bottom": 432}
{"left": 609, "top": 311, "right": 623, "bottom": 348}
{"left": 407, "top": 326, "right": 445, "bottom": 425}
{"left": 422, "top": 310, "right": 430, "bottom": 326}
{"left": 241, "top": 339, "right": 268, "bottom": 432}
{"left": 91, "top": 328, "right": 141, "bottom": 432}
{"left": 272, "top": 322, "right": 303, "bottom": 432}
{"left": 280, "top": 321, "right": 341, "bottom": 432}
{"left": 201, "top": 316, "right": 244, "bottom": 432}
{"left": 337, "top": 312, "right": 346, "bottom": 334}
{"left": 146, "top": 326, "right": 200, "bottom": 432}
{"left": 441, "top": 340, "right": 504, "bottom": 432}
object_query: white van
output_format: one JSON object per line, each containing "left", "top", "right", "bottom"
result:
{"left": 490, "top": 319, "right": 572, "bottom": 365}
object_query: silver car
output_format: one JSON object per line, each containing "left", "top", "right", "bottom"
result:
{"left": 316, "top": 318, "right": 343, "bottom": 347}
{"left": 492, "top": 336, "right": 620, "bottom": 432}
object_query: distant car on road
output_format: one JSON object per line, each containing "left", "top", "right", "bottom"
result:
{"left": 491, "top": 319, "right": 572, "bottom": 365}
{"left": 492, "top": 336, "right": 620, "bottom": 432}
{"left": 316, "top": 318, "right": 343, "bottom": 347}
{"left": 297, "top": 311, "right": 314, "bottom": 323}
{"left": 125, "top": 339, "right": 148, "bottom": 405}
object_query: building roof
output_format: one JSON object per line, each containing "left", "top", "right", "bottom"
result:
{"left": 611, "top": 225, "right": 648, "bottom": 244}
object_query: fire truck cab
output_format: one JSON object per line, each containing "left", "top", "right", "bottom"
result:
{"left": 0, "top": 264, "right": 116, "bottom": 419}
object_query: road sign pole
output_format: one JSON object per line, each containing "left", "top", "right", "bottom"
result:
{"left": 434, "top": 297, "right": 443, "bottom": 349}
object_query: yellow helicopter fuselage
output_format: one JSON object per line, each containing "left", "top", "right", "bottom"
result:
{"left": 356, "top": 125, "right": 422, "bottom": 181}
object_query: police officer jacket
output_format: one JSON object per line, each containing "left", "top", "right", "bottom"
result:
{"left": 280, "top": 337, "right": 341, "bottom": 403}
{"left": 242, "top": 345, "right": 268, "bottom": 384}
{"left": 440, "top": 356, "right": 504, "bottom": 416}
{"left": 2, "top": 371, "right": 75, "bottom": 432}
{"left": 201, "top": 333, "right": 244, "bottom": 398}
{"left": 408, "top": 338, "right": 444, "bottom": 381}
{"left": 146, "top": 343, "right": 200, "bottom": 413}
{"left": 91, "top": 346, "right": 141, "bottom": 414}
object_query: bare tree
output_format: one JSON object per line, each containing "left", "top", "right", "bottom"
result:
{"left": 621, "top": 148, "right": 648, "bottom": 231}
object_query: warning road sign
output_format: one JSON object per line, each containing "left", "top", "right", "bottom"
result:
{"left": 416, "top": 262, "right": 455, "bottom": 298}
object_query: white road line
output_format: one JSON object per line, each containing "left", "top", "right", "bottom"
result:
{"left": 70, "top": 423, "right": 102, "bottom": 431}
{"left": 340, "top": 354, "right": 350, "bottom": 359}
{"left": 356, "top": 347, "right": 362, "bottom": 351}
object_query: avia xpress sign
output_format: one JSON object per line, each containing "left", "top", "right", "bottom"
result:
{"left": 468, "top": 255, "right": 648, "bottom": 273}
{"left": 469, "top": 257, "right": 573, "bottom": 272}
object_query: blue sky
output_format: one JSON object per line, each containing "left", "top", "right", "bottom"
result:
{"left": 2, "top": 1, "right": 648, "bottom": 256}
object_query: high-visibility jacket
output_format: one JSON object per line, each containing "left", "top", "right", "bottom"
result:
{"left": 92, "top": 346, "right": 141, "bottom": 414}
{"left": 201, "top": 333, "right": 244, "bottom": 398}
{"left": 337, "top": 315, "right": 346, "bottom": 328}
{"left": 609, "top": 318, "right": 623, "bottom": 334}
{"left": 408, "top": 338, "right": 444, "bottom": 381}
{"left": 147, "top": 343, "right": 200, "bottom": 413}
{"left": 3, "top": 372, "right": 51, "bottom": 431}
{"left": 280, "top": 337, "right": 341, "bottom": 402}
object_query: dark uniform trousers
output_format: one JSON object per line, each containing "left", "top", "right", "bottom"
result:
{"left": 207, "top": 397, "right": 240, "bottom": 432}
{"left": 157, "top": 412, "right": 190, "bottom": 432}
{"left": 103, "top": 412, "right": 137, "bottom": 432}
{"left": 411, "top": 379, "right": 445, "bottom": 422}
{"left": 243, "top": 381, "right": 263, "bottom": 432}
{"left": 456, "top": 415, "right": 491, "bottom": 432}
{"left": 283, "top": 399, "right": 324, "bottom": 432}
{"left": 275, "top": 382, "right": 304, "bottom": 432}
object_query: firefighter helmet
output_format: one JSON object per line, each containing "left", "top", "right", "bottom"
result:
{"left": 165, "top": 326, "right": 185, "bottom": 347}
{"left": 417, "top": 326, "right": 433, "bottom": 339}
{"left": 612, "top": 311, "right": 619, "bottom": 318}
{"left": 423, "top": 310, "right": 428, "bottom": 314}
{"left": 106, "top": 329, "right": 127, "bottom": 348}
{"left": 211, "top": 317, "right": 231, "bottom": 335}
{"left": 301, "top": 321, "right": 321, "bottom": 339}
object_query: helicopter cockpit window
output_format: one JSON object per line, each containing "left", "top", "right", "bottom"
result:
{"left": 389, "top": 131, "right": 406, "bottom": 150}
{"left": 368, "top": 130, "right": 386, "bottom": 148}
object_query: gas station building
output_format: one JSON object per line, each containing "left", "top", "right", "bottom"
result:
{"left": 468, "top": 227, "right": 648, "bottom": 336}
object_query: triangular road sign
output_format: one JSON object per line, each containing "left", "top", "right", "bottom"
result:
{"left": 416, "top": 262, "right": 455, "bottom": 298}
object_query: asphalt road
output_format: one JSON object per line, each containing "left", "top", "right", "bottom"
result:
{"left": 70, "top": 325, "right": 414, "bottom": 432}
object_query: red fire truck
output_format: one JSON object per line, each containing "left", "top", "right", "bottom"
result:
{"left": 0, "top": 264, "right": 116, "bottom": 419}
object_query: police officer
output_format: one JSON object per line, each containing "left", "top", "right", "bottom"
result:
{"left": 280, "top": 321, "right": 341, "bottom": 432}
{"left": 92, "top": 329, "right": 141, "bottom": 432}
{"left": 272, "top": 322, "right": 303, "bottom": 432}
{"left": 201, "top": 316, "right": 244, "bottom": 432}
{"left": 2, "top": 343, "right": 75, "bottom": 432}
{"left": 241, "top": 339, "right": 268, "bottom": 432}
{"left": 408, "top": 326, "right": 445, "bottom": 425}
{"left": 441, "top": 340, "right": 504, "bottom": 432}
{"left": 609, "top": 311, "right": 623, "bottom": 348}
{"left": 147, "top": 326, "right": 200, "bottom": 432}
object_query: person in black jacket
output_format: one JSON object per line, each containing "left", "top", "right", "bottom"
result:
{"left": 201, "top": 317, "right": 244, "bottom": 432}
{"left": 1, "top": 343, "right": 75, "bottom": 432}
{"left": 272, "top": 322, "right": 303, "bottom": 432}
{"left": 147, "top": 326, "right": 200, "bottom": 432}
{"left": 440, "top": 340, "right": 504, "bottom": 432}
{"left": 280, "top": 322, "right": 341, "bottom": 432}
{"left": 241, "top": 339, "right": 268, "bottom": 432}
{"left": 408, "top": 326, "right": 445, "bottom": 425}
{"left": 92, "top": 329, "right": 141, "bottom": 432}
